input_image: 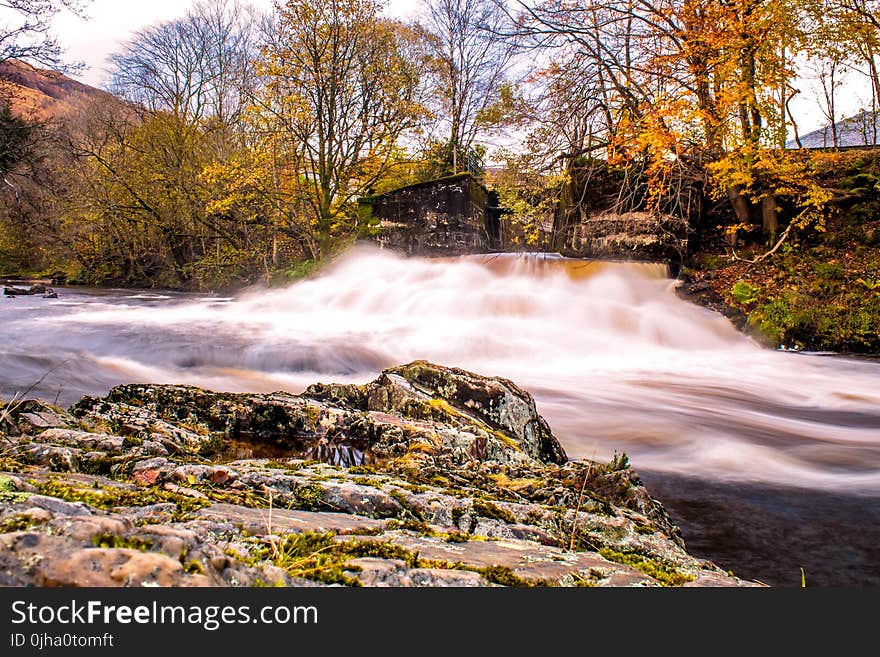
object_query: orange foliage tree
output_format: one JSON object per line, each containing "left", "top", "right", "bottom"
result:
{"left": 514, "top": 0, "right": 835, "bottom": 241}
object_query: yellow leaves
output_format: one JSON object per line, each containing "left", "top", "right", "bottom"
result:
{"left": 491, "top": 151, "right": 558, "bottom": 246}
{"left": 708, "top": 145, "right": 832, "bottom": 231}
{"left": 707, "top": 155, "right": 755, "bottom": 198}
{"left": 251, "top": 0, "right": 431, "bottom": 254}
{"left": 200, "top": 135, "right": 300, "bottom": 225}
{"left": 856, "top": 277, "right": 880, "bottom": 291}
{"left": 475, "top": 82, "right": 529, "bottom": 129}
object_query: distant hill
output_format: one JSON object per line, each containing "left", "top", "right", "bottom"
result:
{"left": 0, "top": 59, "right": 120, "bottom": 122}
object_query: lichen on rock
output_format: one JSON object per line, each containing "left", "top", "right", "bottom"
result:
{"left": 0, "top": 361, "right": 759, "bottom": 588}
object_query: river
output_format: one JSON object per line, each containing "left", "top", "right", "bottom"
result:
{"left": 3, "top": 246, "right": 879, "bottom": 586}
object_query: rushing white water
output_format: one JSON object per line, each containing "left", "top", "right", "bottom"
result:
{"left": 3, "top": 245, "right": 880, "bottom": 493}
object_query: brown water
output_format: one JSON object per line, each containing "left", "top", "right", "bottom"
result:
{"left": 3, "top": 245, "right": 879, "bottom": 585}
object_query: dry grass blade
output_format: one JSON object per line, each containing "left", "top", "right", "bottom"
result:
{"left": 568, "top": 449, "right": 596, "bottom": 552}
{"left": 0, "top": 361, "right": 71, "bottom": 453}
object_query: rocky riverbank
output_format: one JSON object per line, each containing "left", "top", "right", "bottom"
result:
{"left": 0, "top": 361, "right": 756, "bottom": 587}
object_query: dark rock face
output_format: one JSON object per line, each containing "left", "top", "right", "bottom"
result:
{"left": 2, "top": 283, "right": 57, "bottom": 298}
{"left": 559, "top": 211, "right": 689, "bottom": 263}
{"left": 69, "top": 361, "right": 567, "bottom": 469}
{"left": 359, "top": 174, "right": 500, "bottom": 255}
{"left": 675, "top": 277, "right": 749, "bottom": 334}
{"left": 548, "top": 164, "right": 691, "bottom": 263}
{"left": 0, "top": 363, "right": 758, "bottom": 587}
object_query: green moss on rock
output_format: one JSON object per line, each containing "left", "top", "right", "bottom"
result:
{"left": 472, "top": 499, "right": 517, "bottom": 524}
{"left": 92, "top": 533, "right": 154, "bottom": 551}
{"left": 599, "top": 547, "right": 694, "bottom": 587}
{"left": 32, "top": 478, "right": 209, "bottom": 520}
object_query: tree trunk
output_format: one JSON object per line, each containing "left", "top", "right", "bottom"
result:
{"left": 762, "top": 195, "right": 779, "bottom": 237}
{"left": 867, "top": 50, "right": 880, "bottom": 144}
{"left": 724, "top": 227, "right": 739, "bottom": 248}
{"left": 725, "top": 185, "right": 752, "bottom": 246}
{"left": 867, "top": 49, "right": 880, "bottom": 126}
{"left": 552, "top": 162, "right": 577, "bottom": 252}
{"left": 727, "top": 185, "right": 752, "bottom": 224}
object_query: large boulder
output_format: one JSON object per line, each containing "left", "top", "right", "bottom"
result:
{"left": 0, "top": 363, "right": 759, "bottom": 588}
{"left": 71, "top": 361, "right": 567, "bottom": 469}
{"left": 366, "top": 361, "right": 567, "bottom": 464}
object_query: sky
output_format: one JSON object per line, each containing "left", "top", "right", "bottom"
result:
{"left": 52, "top": 0, "right": 422, "bottom": 88}
{"left": 54, "top": 1, "right": 204, "bottom": 85}
{"left": 43, "top": 0, "right": 858, "bottom": 137}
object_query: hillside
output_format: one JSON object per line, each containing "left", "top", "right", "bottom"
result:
{"left": 0, "top": 59, "right": 119, "bottom": 122}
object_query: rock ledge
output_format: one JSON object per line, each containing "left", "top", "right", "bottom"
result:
{"left": 0, "top": 361, "right": 757, "bottom": 587}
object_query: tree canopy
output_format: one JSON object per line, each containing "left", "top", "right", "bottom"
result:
{"left": 3, "top": 0, "right": 880, "bottom": 286}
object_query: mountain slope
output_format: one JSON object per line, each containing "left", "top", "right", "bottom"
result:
{"left": 0, "top": 59, "right": 120, "bottom": 122}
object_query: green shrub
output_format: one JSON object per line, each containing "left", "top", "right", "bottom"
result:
{"left": 812, "top": 262, "right": 844, "bottom": 280}
{"left": 731, "top": 281, "right": 760, "bottom": 305}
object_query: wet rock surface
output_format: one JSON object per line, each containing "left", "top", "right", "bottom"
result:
{"left": 559, "top": 211, "right": 689, "bottom": 263}
{"left": 2, "top": 283, "right": 57, "bottom": 298}
{"left": 0, "top": 362, "right": 757, "bottom": 587}
{"left": 675, "top": 277, "right": 750, "bottom": 335}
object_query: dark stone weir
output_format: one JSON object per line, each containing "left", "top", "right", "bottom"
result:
{"left": 358, "top": 170, "right": 687, "bottom": 264}
{"left": 358, "top": 173, "right": 502, "bottom": 255}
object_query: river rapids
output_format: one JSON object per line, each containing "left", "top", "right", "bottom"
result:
{"left": 3, "top": 246, "right": 879, "bottom": 585}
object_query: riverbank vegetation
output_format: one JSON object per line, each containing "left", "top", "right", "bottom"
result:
{"left": 0, "top": 0, "right": 878, "bottom": 350}
{"left": 684, "top": 150, "right": 880, "bottom": 352}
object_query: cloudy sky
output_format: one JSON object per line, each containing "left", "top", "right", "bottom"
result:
{"left": 48, "top": 0, "right": 856, "bottom": 136}
{"left": 53, "top": 0, "right": 421, "bottom": 87}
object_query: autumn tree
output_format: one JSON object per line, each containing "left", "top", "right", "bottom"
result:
{"left": 423, "top": 0, "right": 518, "bottom": 174}
{"left": 61, "top": 0, "right": 268, "bottom": 288}
{"left": 109, "top": 0, "right": 257, "bottom": 127}
{"left": 65, "top": 106, "right": 201, "bottom": 285}
{"left": 0, "top": 101, "right": 41, "bottom": 179}
{"left": 0, "top": 102, "right": 56, "bottom": 272}
{"left": 256, "top": 0, "right": 429, "bottom": 256}
{"left": 806, "top": 0, "right": 880, "bottom": 141}
{"left": 202, "top": 115, "right": 318, "bottom": 269}
{"left": 511, "top": 0, "right": 828, "bottom": 243}
{"left": 0, "top": 0, "right": 93, "bottom": 271}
